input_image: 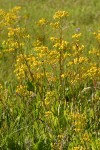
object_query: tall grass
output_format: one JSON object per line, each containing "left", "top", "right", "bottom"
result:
{"left": 0, "top": 1, "right": 100, "bottom": 150}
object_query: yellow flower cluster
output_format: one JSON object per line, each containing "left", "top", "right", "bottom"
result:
{"left": 72, "top": 44, "right": 84, "bottom": 53}
{"left": 16, "top": 84, "right": 28, "bottom": 97}
{"left": 86, "top": 64, "right": 100, "bottom": 79}
{"left": 2, "top": 27, "right": 29, "bottom": 53}
{"left": 0, "top": 9, "right": 5, "bottom": 17}
{"left": 68, "top": 57, "right": 88, "bottom": 66}
{"left": 15, "top": 54, "right": 33, "bottom": 80}
{"left": 8, "top": 27, "right": 27, "bottom": 38}
{"left": 72, "top": 33, "right": 82, "bottom": 38}
{"left": 74, "top": 57, "right": 88, "bottom": 64}
{"left": 70, "top": 113, "right": 86, "bottom": 132}
{"left": 94, "top": 30, "right": 100, "bottom": 41}
{"left": 16, "top": 84, "right": 34, "bottom": 97}
{"left": 53, "top": 40, "right": 68, "bottom": 51}
{"left": 0, "top": 7, "right": 19, "bottom": 32}
{"left": 50, "top": 21, "right": 60, "bottom": 29}
{"left": 81, "top": 132, "right": 90, "bottom": 142}
{"left": 4, "top": 6, "right": 21, "bottom": 25}
{"left": 33, "top": 39, "right": 42, "bottom": 47}
{"left": 45, "top": 111, "right": 52, "bottom": 117}
{"left": 48, "top": 50, "right": 59, "bottom": 64}
{"left": 72, "top": 146, "right": 85, "bottom": 150}
{"left": 35, "top": 45, "right": 49, "bottom": 54}
{"left": 37, "top": 18, "right": 48, "bottom": 26}
{"left": 89, "top": 49, "right": 100, "bottom": 56}
{"left": 53, "top": 11, "right": 69, "bottom": 19}
{"left": 2, "top": 39, "right": 20, "bottom": 52}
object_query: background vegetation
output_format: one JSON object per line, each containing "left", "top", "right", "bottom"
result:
{"left": 0, "top": 0, "right": 100, "bottom": 149}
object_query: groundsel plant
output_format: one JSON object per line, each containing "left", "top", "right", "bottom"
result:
{"left": 0, "top": 8, "right": 100, "bottom": 150}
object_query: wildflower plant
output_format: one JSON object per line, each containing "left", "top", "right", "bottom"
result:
{"left": 0, "top": 7, "right": 100, "bottom": 150}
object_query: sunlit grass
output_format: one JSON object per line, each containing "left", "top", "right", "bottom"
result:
{"left": 0, "top": 1, "right": 100, "bottom": 150}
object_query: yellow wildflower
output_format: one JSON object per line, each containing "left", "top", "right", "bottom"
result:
{"left": 53, "top": 11, "right": 69, "bottom": 19}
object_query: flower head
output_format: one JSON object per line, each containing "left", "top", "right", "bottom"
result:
{"left": 53, "top": 11, "right": 69, "bottom": 19}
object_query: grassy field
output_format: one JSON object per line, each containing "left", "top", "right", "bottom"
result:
{"left": 0, "top": 0, "right": 100, "bottom": 149}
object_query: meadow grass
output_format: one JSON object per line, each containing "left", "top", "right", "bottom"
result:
{"left": 0, "top": 0, "right": 100, "bottom": 150}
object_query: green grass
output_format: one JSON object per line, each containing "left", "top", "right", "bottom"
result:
{"left": 0, "top": 0, "right": 100, "bottom": 150}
